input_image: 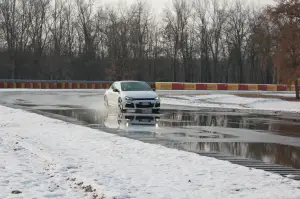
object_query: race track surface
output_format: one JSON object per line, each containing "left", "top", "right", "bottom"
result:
{"left": 1, "top": 90, "right": 300, "bottom": 170}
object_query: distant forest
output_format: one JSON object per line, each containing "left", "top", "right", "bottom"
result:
{"left": 0, "top": 0, "right": 299, "bottom": 83}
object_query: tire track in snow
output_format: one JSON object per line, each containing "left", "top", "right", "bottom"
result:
{"left": 0, "top": 133, "right": 105, "bottom": 199}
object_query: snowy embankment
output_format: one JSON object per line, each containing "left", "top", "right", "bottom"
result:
{"left": 162, "top": 94, "right": 300, "bottom": 113}
{"left": 1, "top": 105, "right": 300, "bottom": 199}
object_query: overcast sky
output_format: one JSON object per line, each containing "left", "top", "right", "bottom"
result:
{"left": 97, "top": 0, "right": 276, "bottom": 14}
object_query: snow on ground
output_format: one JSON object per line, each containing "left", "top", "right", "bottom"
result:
{"left": 1, "top": 105, "right": 300, "bottom": 199}
{"left": 0, "top": 137, "right": 89, "bottom": 199}
{"left": 162, "top": 94, "right": 300, "bottom": 113}
{"left": 0, "top": 89, "right": 105, "bottom": 110}
{"left": 262, "top": 93, "right": 295, "bottom": 97}
{"left": 161, "top": 96, "right": 242, "bottom": 110}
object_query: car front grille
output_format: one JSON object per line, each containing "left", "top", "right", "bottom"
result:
{"left": 136, "top": 116, "right": 154, "bottom": 121}
{"left": 133, "top": 98, "right": 155, "bottom": 101}
{"left": 136, "top": 103, "right": 154, "bottom": 108}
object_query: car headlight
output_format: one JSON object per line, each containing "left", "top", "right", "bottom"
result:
{"left": 125, "top": 96, "right": 133, "bottom": 101}
{"left": 155, "top": 96, "right": 160, "bottom": 100}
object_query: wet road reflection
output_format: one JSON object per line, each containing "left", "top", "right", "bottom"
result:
{"left": 176, "top": 142, "right": 300, "bottom": 169}
{"left": 39, "top": 108, "right": 300, "bottom": 169}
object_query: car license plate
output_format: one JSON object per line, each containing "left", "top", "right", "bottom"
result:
{"left": 141, "top": 102, "right": 149, "bottom": 105}
{"left": 139, "top": 108, "right": 152, "bottom": 113}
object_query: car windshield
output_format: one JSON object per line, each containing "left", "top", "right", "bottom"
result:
{"left": 121, "top": 82, "right": 152, "bottom": 91}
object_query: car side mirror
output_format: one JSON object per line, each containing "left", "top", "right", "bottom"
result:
{"left": 152, "top": 88, "right": 156, "bottom": 91}
{"left": 113, "top": 88, "right": 119, "bottom": 92}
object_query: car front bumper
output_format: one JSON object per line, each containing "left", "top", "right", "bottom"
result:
{"left": 122, "top": 99, "right": 160, "bottom": 110}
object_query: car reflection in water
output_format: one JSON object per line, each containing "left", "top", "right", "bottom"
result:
{"left": 103, "top": 112, "right": 161, "bottom": 130}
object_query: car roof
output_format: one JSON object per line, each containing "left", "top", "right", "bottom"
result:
{"left": 116, "top": 80, "right": 145, "bottom": 83}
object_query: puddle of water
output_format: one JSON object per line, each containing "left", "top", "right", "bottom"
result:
{"left": 14, "top": 103, "right": 37, "bottom": 107}
{"left": 162, "top": 110, "right": 300, "bottom": 137}
{"left": 13, "top": 103, "right": 83, "bottom": 110}
{"left": 180, "top": 142, "right": 300, "bottom": 169}
{"left": 36, "top": 108, "right": 300, "bottom": 169}
{"left": 170, "top": 132, "right": 236, "bottom": 139}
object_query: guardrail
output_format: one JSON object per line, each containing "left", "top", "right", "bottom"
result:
{"left": 0, "top": 79, "right": 294, "bottom": 91}
{"left": 155, "top": 82, "right": 292, "bottom": 91}
{"left": 0, "top": 79, "right": 114, "bottom": 89}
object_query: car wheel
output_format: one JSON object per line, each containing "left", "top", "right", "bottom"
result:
{"left": 118, "top": 98, "right": 126, "bottom": 113}
{"left": 104, "top": 95, "right": 109, "bottom": 107}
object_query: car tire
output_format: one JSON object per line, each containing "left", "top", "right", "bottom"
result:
{"left": 104, "top": 95, "right": 109, "bottom": 107}
{"left": 118, "top": 98, "right": 126, "bottom": 113}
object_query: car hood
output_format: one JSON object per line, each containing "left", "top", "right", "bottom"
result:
{"left": 121, "top": 91, "right": 158, "bottom": 99}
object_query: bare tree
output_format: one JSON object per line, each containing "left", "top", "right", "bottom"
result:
{"left": 76, "top": 0, "right": 97, "bottom": 59}
{"left": 224, "top": 0, "right": 251, "bottom": 83}
{"left": 147, "top": 26, "right": 159, "bottom": 81}
{"left": 193, "top": 0, "right": 211, "bottom": 82}
{"left": 0, "top": 0, "right": 18, "bottom": 78}
{"left": 128, "top": 1, "right": 152, "bottom": 79}
{"left": 106, "top": 3, "right": 133, "bottom": 80}
{"left": 26, "top": 0, "right": 51, "bottom": 78}
{"left": 0, "top": 0, "right": 289, "bottom": 83}
{"left": 63, "top": 1, "right": 76, "bottom": 56}
{"left": 207, "top": 0, "right": 228, "bottom": 82}
{"left": 162, "top": 0, "right": 191, "bottom": 81}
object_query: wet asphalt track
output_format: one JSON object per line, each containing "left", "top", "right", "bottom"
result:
{"left": 2, "top": 90, "right": 300, "bottom": 179}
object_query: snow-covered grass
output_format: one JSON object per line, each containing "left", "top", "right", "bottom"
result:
{"left": 1, "top": 105, "right": 300, "bottom": 199}
{"left": 162, "top": 94, "right": 300, "bottom": 113}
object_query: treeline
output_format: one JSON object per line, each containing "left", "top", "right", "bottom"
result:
{"left": 0, "top": 0, "right": 299, "bottom": 83}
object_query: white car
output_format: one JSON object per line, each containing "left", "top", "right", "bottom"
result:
{"left": 104, "top": 80, "right": 161, "bottom": 113}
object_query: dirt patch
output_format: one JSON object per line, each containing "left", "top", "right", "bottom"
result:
{"left": 235, "top": 93, "right": 300, "bottom": 102}
{"left": 11, "top": 190, "right": 22, "bottom": 194}
{"left": 67, "top": 178, "right": 104, "bottom": 199}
